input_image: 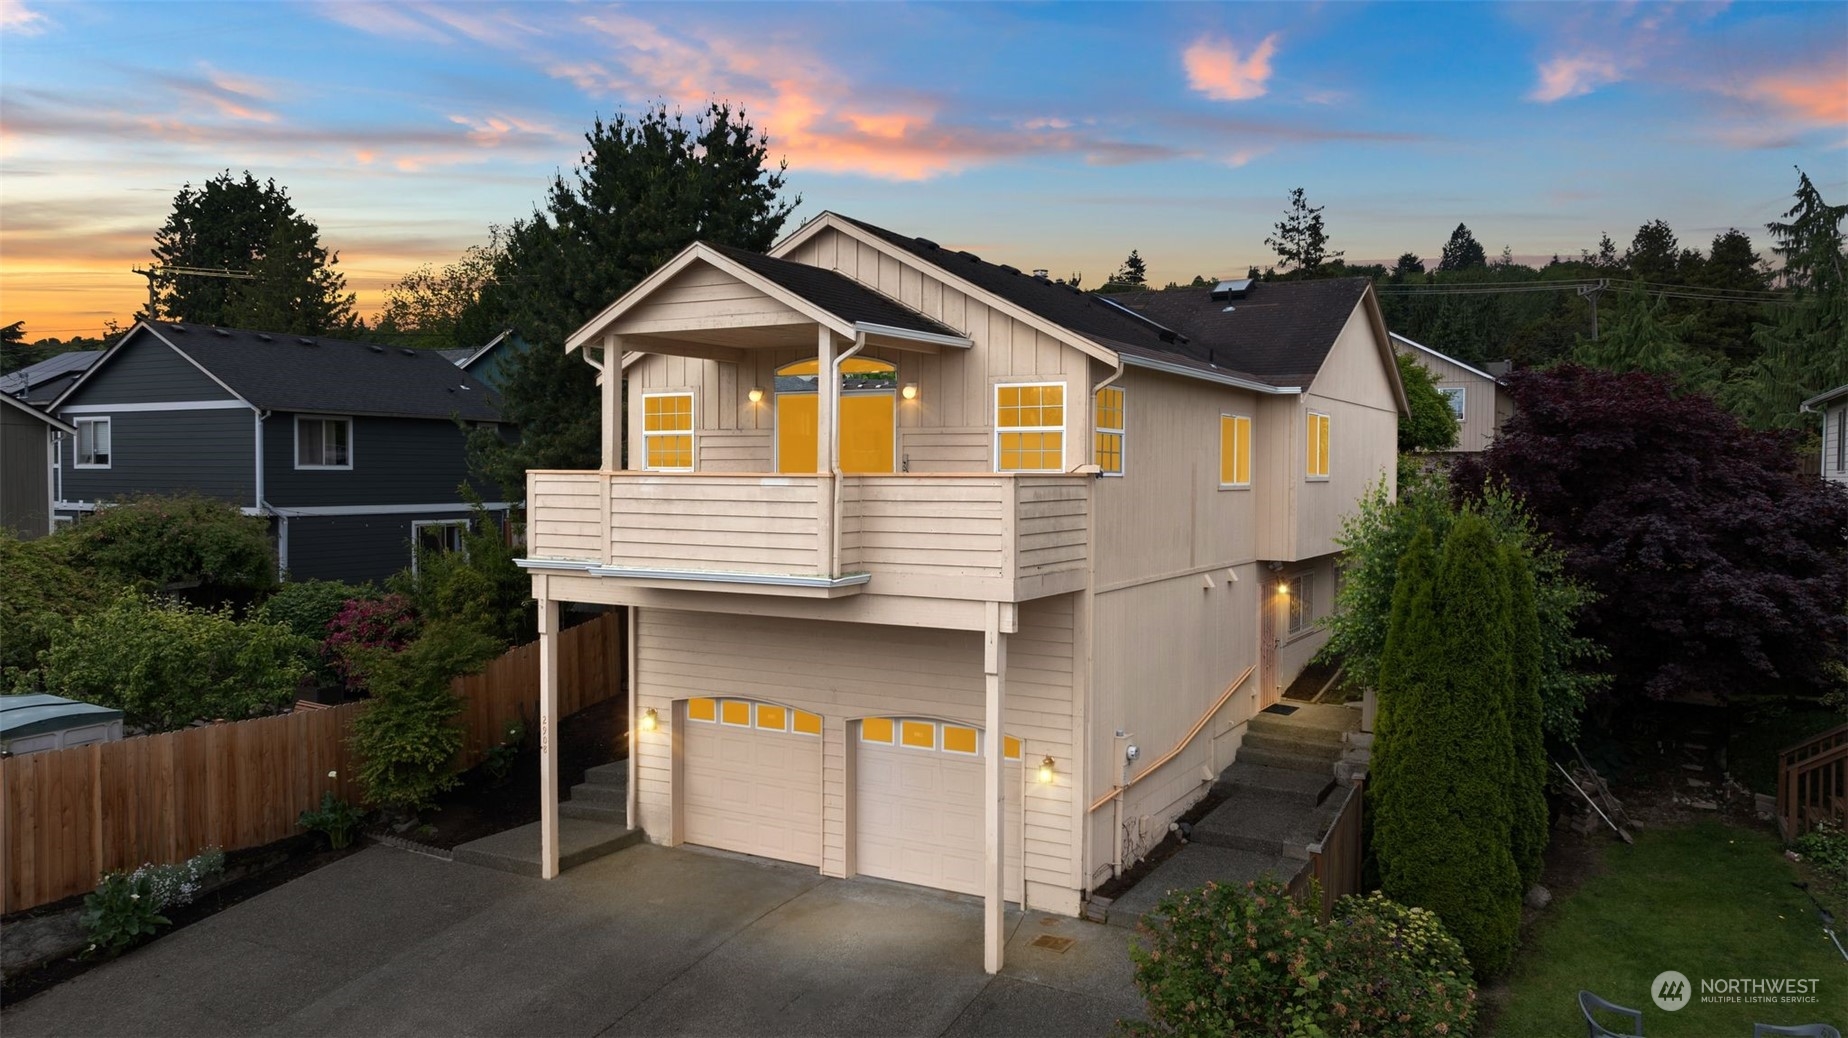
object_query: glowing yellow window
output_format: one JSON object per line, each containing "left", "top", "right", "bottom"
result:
{"left": 686, "top": 697, "right": 717, "bottom": 723}
{"left": 1094, "top": 387, "right": 1125, "bottom": 475}
{"left": 755, "top": 703, "right": 787, "bottom": 732}
{"left": 1003, "top": 736, "right": 1022, "bottom": 760}
{"left": 941, "top": 725, "right": 978, "bottom": 755}
{"left": 1220, "top": 415, "right": 1251, "bottom": 487}
{"left": 900, "top": 720, "right": 936, "bottom": 750}
{"left": 720, "top": 700, "right": 750, "bottom": 727}
{"left": 642, "top": 392, "right": 694, "bottom": 470}
{"left": 1307, "top": 411, "right": 1330, "bottom": 479}
{"left": 792, "top": 710, "right": 822, "bottom": 736}
{"left": 996, "top": 383, "right": 1065, "bottom": 472}
{"left": 861, "top": 717, "right": 894, "bottom": 744}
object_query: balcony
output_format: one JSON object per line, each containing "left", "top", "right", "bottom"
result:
{"left": 524, "top": 471, "right": 1089, "bottom": 603}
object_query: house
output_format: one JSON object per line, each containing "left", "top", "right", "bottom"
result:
{"left": 517, "top": 213, "right": 1406, "bottom": 972}
{"left": 1, "top": 393, "right": 74, "bottom": 539}
{"left": 49, "top": 322, "right": 507, "bottom": 583}
{"left": 439, "top": 330, "right": 527, "bottom": 391}
{"left": 1, "top": 350, "right": 103, "bottom": 407}
{"left": 1388, "top": 333, "right": 1512, "bottom": 453}
{"left": 1802, "top": 383, "right": 1848, "bottom": 487}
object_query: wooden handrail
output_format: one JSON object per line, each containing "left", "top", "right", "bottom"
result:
{"left": 1089, "top": 665, "right": 1255, "bottom": 813}
{"left": 1778, "top": 732, "right": 1848, "bottom": 840}
{"left": 1779, "top": 722, "right": 1848, "bottom": 760}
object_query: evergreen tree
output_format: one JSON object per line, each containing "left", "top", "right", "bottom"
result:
{"left": 1367, "top": 523, "right": 1439, "bottom": 886}
{"left": 1390, "top": 252, "right": 1425, "bottom": 282}
{"left": 1438, "top": 223, "right": 1487, "bottom": 271}
{"left": 1265, "top": 187, "right": 1343, "bottom": 273}
{"left": 1624, "top": 219, "right": 1681, "bottom": 283}
{"left": 1111, "top": 250, "right": 1149, "bottom": 288}
{"left": 1572, "top": 289, "right": 1723, "bottom": 397}
{"left": 1504, "top": 543, "right": 1549, "bottom": 892}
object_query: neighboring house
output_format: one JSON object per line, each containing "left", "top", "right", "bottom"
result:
{"left": 1802, "top": 383, "right": 1848, "bottom": 487}
{"left": 1, "top": 393, "right": 74, "bottom": 539}
{"left": 517, "top": 212, "right": 1407, "bottom": 971}
{"left": 1388, "top": 333, "right": 1512, "bottom": 453}
{"left": 439, "top": 330, "right": 527, "bottom": 391}
{"left": 49, "top": 322, "right": 506, "bottom": 583}
{"left": 1, "top": 350, "right": 103, "bottom": 407}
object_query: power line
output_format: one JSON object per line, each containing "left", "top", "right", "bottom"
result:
{"left": 1376, "top": 276, "right": 1791, "bottom": 307}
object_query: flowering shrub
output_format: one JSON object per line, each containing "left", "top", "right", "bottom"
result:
{"left": 299, "top": 781, "right": 365, "bottom": 849}
{"left": 1126, "top": 877, "right": 1476, "bottom": 1037}
{"left": 324, "top": 594, "right": 418, "bottom": 692}
{"left": 129, "top": 846, "right": 227, "bottom": 911}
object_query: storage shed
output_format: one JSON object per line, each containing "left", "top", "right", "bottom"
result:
{"left": 0, "top": 694, "right": 124, "bottom": 755}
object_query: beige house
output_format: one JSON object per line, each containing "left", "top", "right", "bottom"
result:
{"left": 519, "top": 215, "right": 1406, "bottom": 971}
{"left": 1802, "top": 384, "right": 1848, "bottom": 487}
{"left": 1389, "top": 333, "right": 1511, "bottom": 453}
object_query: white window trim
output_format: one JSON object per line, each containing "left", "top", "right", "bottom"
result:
{"left": 410, "top": 518, "right": 469, "bottom": 576}
{"left": 293, "top": 415, "right": 354, "bottom": 471}
{"left": 1441, "top": 386, "right": 1466, "bottom": 422}
{"left": 993, "top": 380, "right": 1068, "bottom": 473}
{"left": 74, "top": 417, "right": 111, "bottom": 469}
{"left": 1219, "top": 413, "right": 1252, "bottom": 490}
{"left": 1094, "top": 386, "right": 1126, "bottom": 477}
{"left": 1307, "top": 410, "right": 1331, "bottom": 482}
{"left": 641, "top": 391, "right": 696, "bottom": 472}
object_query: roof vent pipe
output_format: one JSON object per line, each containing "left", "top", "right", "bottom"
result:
{"left": 1032, "top": 269, "right": 1049, "bottom": 279}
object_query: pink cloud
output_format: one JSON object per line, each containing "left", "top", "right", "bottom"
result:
{"left": 1183, "top": 34, "right": 1280, "bottom": 102}
{"left": 1527, "top": 54, "right": 1622, "bottom": 102}
{"left": 1, "top": 0, "right": 49, "bottom": 35}
{"left": 1739, "top": 71, "right": 1848, "bottom": 126}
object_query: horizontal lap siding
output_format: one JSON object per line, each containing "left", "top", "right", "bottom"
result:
{"left": 613, "top": 266, "right": 804, "bottom": 331}
{"left": 611, "top": 478, "right": 818, "bottom": 573}
{"left": 848, "top": 478, "right": 1006, "bottom": 579}
{"left": 58, "top": 409, "right": 254, "bottom": 505}
{"left": 528, "top": 473, "right": 603, "bottom": 560}
{"left": 1014, "top": 478, "right": 1088, "bottom": 578}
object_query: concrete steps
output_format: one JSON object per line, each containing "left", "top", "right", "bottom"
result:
{"left": 560, "top": 759, "right": 628, "bottom": 826}
{"left": 453, "top": 757, "right": 639, "bottom": 876}
{"left": 1191, "top": 790, "right": 1340, "bottom": 861}
{"left": 1212, "top": 762, "right": 1335, "bottom": 806}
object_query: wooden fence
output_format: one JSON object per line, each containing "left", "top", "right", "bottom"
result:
{"left": 1776, "top": 722, "right": 1848, "bottom": 841}
{"left": 0, "top": 609, "right": 625, "bottom": 915}
{"left": 1289, "top": 779, "right": 1366, "bottom": 917}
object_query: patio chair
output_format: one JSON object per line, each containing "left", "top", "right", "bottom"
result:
{"left": 1578, "top": 990, "right": 1644, "bottom": 1037}
{"left": 1754, "top": 1025, "right": 1841, "bottom": 1038}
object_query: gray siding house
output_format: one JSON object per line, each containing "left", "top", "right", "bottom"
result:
{"left": 1, "top": 394, "right": 73, "bottom": 540}
{"left": 50, "top": 322, "right": 506, "bottom": 583}
{"left": 1803, "top": 384, "right": 1848, "bottom": 488}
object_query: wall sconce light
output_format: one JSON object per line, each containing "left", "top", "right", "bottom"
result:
{"left": 901, "top": 382, "right": 919, "bottom": 401}
{"left": 1277, "top": 579, "right": 1291, "bottom": 596}
{"left": 747, "top": 387, "right": 764, "bottom": 404}
{"left": 1037, "top": 755, "right": 1056, "bottom": 784}
{"left": 640, "top": 708, "right": 658, "bottom": 732}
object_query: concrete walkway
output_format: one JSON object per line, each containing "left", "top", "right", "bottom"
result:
{"left": 2, "top": 843, "right": 1144, "bottom": 1037}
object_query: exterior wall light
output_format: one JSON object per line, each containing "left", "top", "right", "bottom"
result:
{"left": 1038, "top": 755, "right": 1056, "bottom": 784}
{"left": 748, "top": 387, "right": 765, "bottom": 404}
{"left": 901, "top": 382, "right": 919, "bottom": 400}
{"left": 1277, "top": 579, "right": 1291, "bottom": 596}
{"left": 640, "top": 708, "right": 658, "bottom": 732}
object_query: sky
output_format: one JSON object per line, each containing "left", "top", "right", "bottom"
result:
{"left": 1, "top": 0, "right": 1844, "bottom": 341}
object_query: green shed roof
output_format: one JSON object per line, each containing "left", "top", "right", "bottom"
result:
{"left": 1, "top": 694, "right": 123, "bottom": 741}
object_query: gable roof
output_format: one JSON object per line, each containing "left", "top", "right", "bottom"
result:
{"left": 1105, "top": 280, "right": 1375, "bottom": 387}
{"left": 1802, "top": 384, "right": 1848, "bottom": 412}
{"left": 56, "top": 323, "right": 503, "bottom": 422}
{"left": 1, "top": 392, "right": 75, "bottom": 434}
{"left": 703, "top": 244, "right": 963, "bottom": 338}
{"left": 1, "top": 350, "right": 102, "bottom": 405}
{"left": 1389, "top": 333, "right": 1503, "bottom": 384}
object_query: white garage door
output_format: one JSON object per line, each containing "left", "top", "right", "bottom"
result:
{"left": 682, "top": 697, "right": 823, "bottom": 867}
{"left": 855, "top": 717, "right": 1022, "bottom": 900}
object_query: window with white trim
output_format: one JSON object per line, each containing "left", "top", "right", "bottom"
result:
{"left": 74, "top": 417, "right": 111, "bottom": 468}
{"left": 295, "top": 416, "right": 352, "bottom": 469}
{"left": 411, "top": 519, "right": 468, "bottom": 575}
{"left": 1440, "top": 387, "right": 1466, "bottom": 421}
{"left": 1287, "top": 573, "right": 1312, "bottom": 635}
{"left": 1306, "top": 411, "right": 1330, "bottom": 480}
{"left": 995, "top": 382, "right": 1065, "bottom": 472}
{"left": 642, "top": 392, "right": 694, "bottom": 470}
{"left": 1094, "top": 387, "right": 1124, "bottom": 475}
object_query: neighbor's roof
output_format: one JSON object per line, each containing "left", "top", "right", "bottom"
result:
{"left": 1389, "top": 332, "right": 1505, "bottom": 384}
{"left": 61, "top": 323, "right": 503, "bottom": 422}
{"left": 0, "top": 350, "right": 102, "bottom": 405}
{"left": 0, "top": 693, "right": 121, "bottom": 740}
{"left": 703, "top": 242, "right": 962, "bottom": 338}
{"left": 1801, "top": 384, "right": 1848, "bottom": 412}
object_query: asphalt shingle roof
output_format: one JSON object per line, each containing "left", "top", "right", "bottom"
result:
{"left": 126, "top": 323, "right": 503, "bottom": 421}
{"left": 703, "top": 242, "right": 962, "bottom": 339}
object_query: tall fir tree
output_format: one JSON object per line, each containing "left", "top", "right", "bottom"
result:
{"left": 1367, "top": 523, "right": 1439, "bottom": 885}
{"left": 1438, "top": 223, "right": 1487, "bottom": 271}
{"left": 1265, "top": 187, "right": 1343, "bottom": 273}
{"left": 1504, "top": 543, "right": 1549, "bottom": 891}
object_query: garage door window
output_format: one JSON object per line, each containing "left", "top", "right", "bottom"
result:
{"left": 686, "top": 697, "right": 819, "bottom": 736}
{"left": 860, "top": 717, "right": 1021, "bottom": 759}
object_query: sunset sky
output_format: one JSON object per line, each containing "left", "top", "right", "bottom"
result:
{"left": 2, "top": 0, "right": 1843, "bottom": 341}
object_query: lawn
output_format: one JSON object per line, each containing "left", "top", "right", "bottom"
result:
{"left": 1490, "top": 819, "right": 1846, "bottom": 1036}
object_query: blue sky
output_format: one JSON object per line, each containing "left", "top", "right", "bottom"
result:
{"left": 2, "top": 1, "right": 1843, "bottom": 338}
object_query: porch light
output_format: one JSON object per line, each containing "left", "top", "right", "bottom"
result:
{"left": 748, "top": 387, "right": 764, "bottom": 404}
{"left": 641, "top": 708, "right": 658, "bottom": 732}
{"left": 902, "top": 382, "right": 919, "bottom": 400}
{"left": 1277, "top": 580, "right": 1290, "bottom": 596}
{"left": 1038, "top": 756, "right": 1056, "bottom": 784}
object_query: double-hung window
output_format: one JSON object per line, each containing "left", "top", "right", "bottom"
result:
{"left": 74, "top": 417, "right": 111, "bottom": 468}
{"left": 1094, "top": 387, "right": 1125, "bottom": 475}
{"left": 1440, "top": 387, "right": 1466, "bottom": 421}
{"left": 1306, "top": 411, "right": 1331, "bottom": 480}
{"left": 995, "top": 383, "right": 1064, "bottom": 472}
{"left": 295, "top": 416, "right": 352, "bottom": 469}
{"left": 1219, "top": 414, "right": 1251, "bottom": 488}
{"left": 642, "top": 392, "right": 694, "bottom": 470}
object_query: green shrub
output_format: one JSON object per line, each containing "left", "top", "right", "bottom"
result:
{"left": 1125, "top": 877, "right": 1477, "bottom": 1037}
{"left": 80, "top": 872, "right": 170, "bottom": 957}
{"left": 66, "top": 494, "right": 277, "bottom": 600}
{"left": 29, "top": 591, "right": 312, "bottom": 731}
{"left": 1795, "top": 819, "right": 1848, "bottom": 881}
{"left": 346, "top": 619, "right": 500, "bottom": 814}
{"left": 0, "top": 531, "right": 117, "bottom": 675}
{"left": 388, "top": 497, "right": 532, "bottom": 647}
{"left": 1505, "top": 545, "right": 1550, "bottom": 891}
{"left": 299, "top": 790, "right": 365, "bottom": 849}
{"left": 258, "top": 579, "right": 377, "bottom": 642}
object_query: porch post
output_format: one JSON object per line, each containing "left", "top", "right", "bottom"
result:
{"left": 983, "top": 600, "right": 1008, "bottom": 974}
{"left": 538, "top": 590, "right": 562, "bottom": 879}
{"left": 815, "top": 325, "right": 836, "bottom": 575}
{"left": 602, "top": 333, "right": 622, "bottom": 470}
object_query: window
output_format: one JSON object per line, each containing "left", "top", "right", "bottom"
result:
{"left": 1094, "top": 387, "right": 1125, "bottom": 475}
{"left": 411, "top": 519, "right": 467, "bottom": 575}
{"left": 74, "top": 417, "right": 111, "bottom": 468}
{"left": 1286, "top": 574, "right": 1312, "bottom": 635}
{"left": 1219, "top": 414, "right": 1252, "bottom": 487}
{"left": 1306, "top": 411, "right": 1331, "bottom": 480}
{"left": 1837, "top": 409, "right": 1846, "bottom": 473}
{"left": 642, "top": 392, "right": 694, "bottom": 470}
{"left": 1440, "top": 387, "right": 1466, "bottom": 421}
{"left": 295, "top": 416, "right": 352, "bottom": 469}
{"left": 995, "top": 383, "right": 1065, "bottom": 471}
{"left": 684, "top": 697, "right": 819, "bottom": 735}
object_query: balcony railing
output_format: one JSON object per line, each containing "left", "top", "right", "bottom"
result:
{"left": 525, "top": 470, "right": 1088, "bottom": 602}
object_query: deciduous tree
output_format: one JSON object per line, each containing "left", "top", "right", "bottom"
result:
{"left": 1395, "top": 351, "right": 1460, "bottom": 455}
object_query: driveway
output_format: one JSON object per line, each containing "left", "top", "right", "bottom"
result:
{"left": 1, "top": 843, "right": 1146, "bottom": 1037}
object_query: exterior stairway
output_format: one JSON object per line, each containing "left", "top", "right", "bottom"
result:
{"left": 1102, "top": 702, "right": 1359, "bottom": 928}
{"left": 453, "top": 759, "right": 642, "bottom": 876}
{"left": 561, "top": 760, "right": 630, "bottom": 825}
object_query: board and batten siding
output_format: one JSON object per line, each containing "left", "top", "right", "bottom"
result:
{"left": 57, "top": 409, "right": 255, "bottom": 507}
{"left": 1292, "top": 307, "right": 1400, "bottom": 560}
{"left": 262, "top": 414, "right": 491, "bottom": 508}
{"left": 1, "top": 404, "right": 55, "bottom": 539}
{"left": 1823, "top": 401, "right": 1848, "bottom": 487}
{"left": 631, "top": 597, "right": 1083, "bottom": 913}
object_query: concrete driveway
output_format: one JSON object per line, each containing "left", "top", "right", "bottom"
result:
{"left": 1, "top": 843, "right": 1145, "bottom": 1037}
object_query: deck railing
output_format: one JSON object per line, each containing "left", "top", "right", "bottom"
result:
{"left": 1776, "top": 722, "right": 1848, "bottom": 840}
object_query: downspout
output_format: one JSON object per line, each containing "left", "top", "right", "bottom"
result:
{"left": 255, "top": 409, "right": 275, "bottom": 580}
{"left": 1090, "top": 353, "right": 1126, "bottom": 403}
{"left": 828, "top": 330, "right": 868, "bottom": 576}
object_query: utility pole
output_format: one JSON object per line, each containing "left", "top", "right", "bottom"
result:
{"left": 130, "top": 265, "right": 255, "bottom": 322}
{"left": 1576, "top": 278, "right": 1608, "bottom": 340}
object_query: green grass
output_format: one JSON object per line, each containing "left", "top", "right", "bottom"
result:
{"left": 1490, "top": 820, "right": 1847, "bottom": 1036}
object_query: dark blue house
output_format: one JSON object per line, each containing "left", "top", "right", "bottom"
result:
{"left": 50, "top": 321, "right": 508, "bottom": 584}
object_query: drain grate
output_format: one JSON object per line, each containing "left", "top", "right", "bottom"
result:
{"left": 1030, "top": 934, "right": 1076, "bottom": 953}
